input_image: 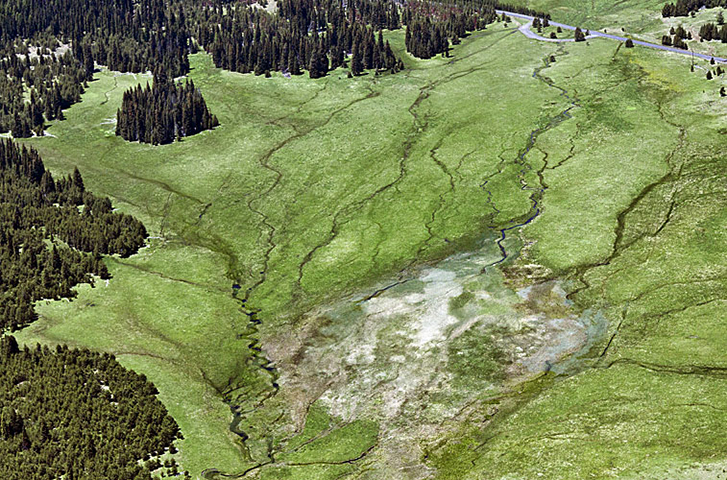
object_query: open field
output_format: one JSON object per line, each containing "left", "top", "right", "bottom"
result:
{"left": 510, "top": 0, "right": 667, "bottom": 31}
{"left": 12, "top": 9, "right": 727, "bottom": 480}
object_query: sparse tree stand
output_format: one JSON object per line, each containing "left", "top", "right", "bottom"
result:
{"left": 625, "top": 38, "right": 635, "bottom": 48}
{"left": 575, "top": 27, "right": 586, "bottom": 42}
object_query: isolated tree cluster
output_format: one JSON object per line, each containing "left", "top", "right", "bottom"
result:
{"left": 698, "top": 20, "right": 727, "bottom": 41}
{"left": 0, "top": 336, "right": 184, "bottom": 480}
{"left": 0, "top": 139, "right": 147, "bottom": 331}
{"left": 116, "top": 70, "right": 219, "bottom": 145}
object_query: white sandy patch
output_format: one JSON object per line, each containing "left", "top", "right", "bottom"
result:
{"left": 363, "top": 267, "right": 465, "bottom": 348}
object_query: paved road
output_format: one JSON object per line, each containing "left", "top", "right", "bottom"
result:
{"left": 496, "top": 10, "right": 727, "bottom": 64}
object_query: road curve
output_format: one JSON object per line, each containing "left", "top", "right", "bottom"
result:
{"left": 496, "top": 10, "right": 727, "bottom": 64}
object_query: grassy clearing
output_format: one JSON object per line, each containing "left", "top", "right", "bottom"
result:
{"left": 510, "top": 0, "right": 666, "bottom": 31}
{"left": 12, "top": 7, "right": 727, "bottom": 478}
{"left": 430, "top": 29, "right": 727, "bottom": 480}
{"left": 15, "top": 24, "right": 572, "bottom": 477}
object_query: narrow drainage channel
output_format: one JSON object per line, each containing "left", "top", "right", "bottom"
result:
{"left": 485, "top": 48, "right": 578, "bottom": 269}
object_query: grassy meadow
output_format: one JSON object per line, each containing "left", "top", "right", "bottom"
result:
{"left": 11, "top": 10, "right": 727, "bottom": 480}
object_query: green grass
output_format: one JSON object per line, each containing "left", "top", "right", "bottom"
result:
{"left": 12, "top": 9, "right": 727, "bottom": 479}
{"left": 14, "top": 26, "right": 573, "bottom": 477}
{"left": 509, "top": 0, "right": 665, "bottom": 32}
{"left": 636, "top": 7, "right": 727, "bottom": 59}
{"left": 429, "top": 30, "right": 727, "bottom": 480}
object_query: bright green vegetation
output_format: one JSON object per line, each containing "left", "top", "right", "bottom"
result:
{"left": 429, "top": 36, "right": 727, "bottom": 480}
{"left": 511, "top": 0, "right": 667, "bottom": 30}
{"left": 16, "top": 25, "right": 570, "bottom": 476}
{"left": 12, "top": 8, "right": 727, "bottom": 480}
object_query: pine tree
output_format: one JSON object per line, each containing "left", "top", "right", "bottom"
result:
{"left": 351, "top": 42, "right": 364, "bottom": 76}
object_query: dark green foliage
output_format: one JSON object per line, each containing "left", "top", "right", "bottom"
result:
{"left": 0, "top": 0, "right": 192, "bottom": 136}
{"left": 402, "top": 1, "right": 549, "bottom": 59}
{"left": 116, "top": 71, "right": 218, "bottom": 145}
{"left": 0, "top": 139, "right": 147, "bottom": 331}
{"left": 0, "top": 43, "right": 88, "bottom": 137}
{"left": 0, "top": 336, "right": 182, "bottom": 480}
{"left": 0, "top": 0, "right": 190, "bottom": 77}
{"left": 662, "top": 0, "right": 727, "bottom": 17}
{"left": 574, "top": 27, "right": 586, "bottom": 42}
{"left": 625, "top": 38, "right": 635, "bottom": 47}
{"left": 199, "top": 0, "right": 403, "bottom": 76}
{"left": 698, "top": 21, "right": 727, "bottom": 42}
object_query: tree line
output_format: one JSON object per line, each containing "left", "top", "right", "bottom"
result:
{"left": 662, "top": 0, "right": 727, "bottom": 16}
{"left": 0, "top": 336, "right": 187, "bottom": 480}
{"left": 403, "top": 1, "right": 550, "bottom": 59}
{"left": 0, "top": 0, "right": 189, "bottom": 137}
{"left": 192, "top": 0, "right": 404, "bottom": 77}
{"left": 0, "top": 139, "right": 147, "bottom": 331}
{"left": 0, "top": 0, "right": 189, "bottom": 76}
{"left": 116, "top": 69, "right": 219, "bottom": 145}
{"left": 0, "top": 0, "right": 552, "bottom": 137}
{"left": 0, "top": 39, "right": 90, "bottom": 137}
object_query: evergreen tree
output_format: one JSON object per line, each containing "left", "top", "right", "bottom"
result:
{"left": 116, "top": 73, "right": 218, "bottom": 145}
{"left": 351, "top": 42, "right": 364, "bottom": 76}
{"left": 0, "top": 139, "right": 147, "bottom": 331}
